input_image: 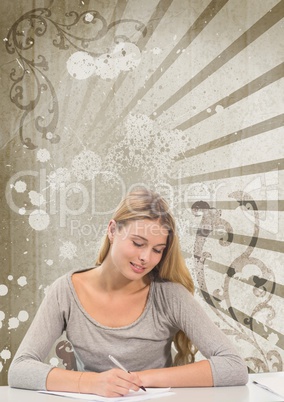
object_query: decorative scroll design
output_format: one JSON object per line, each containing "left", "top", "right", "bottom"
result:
{"left": 5, "top": 8, "right": 147, "bottom": 149}
{"left": 192, "top": 192, "right": 282, "bottom": 372}
{"left": 55, "top": 340, "right": 77, "bottom": 370}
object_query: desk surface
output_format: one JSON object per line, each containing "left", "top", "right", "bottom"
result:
{"left": 1, "top": 373, "right": 283, "bottom": 402}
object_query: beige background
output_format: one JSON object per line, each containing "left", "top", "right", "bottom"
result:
{"left": 0, "top": 0, "right": 283, "bottom": 385}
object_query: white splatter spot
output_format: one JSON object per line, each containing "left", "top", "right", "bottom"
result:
{"left": 8, "top": 317, "right": 19, "bottom": 329}
{"left": 219, "top": 300, "right": 229, "bottom": 311}
{"left": 67, "top": 51, "right": 96, "bottom": 80}
{"left": 45, "top": 259, "right": 54, "bottom": 266}
{"left": 0, "top": 311, "right": 5, "bottom": 328}
{"left": 0, "top": 362, "right": 3, "bottom": 372}
{"left": 0, "top": 349, "right": 11, "bottom": 361}
{"left": 18, "top": 310, "right": 29, "bottom": 322}
{"left": 50, "top": 357, "right": 59, "bottom": 366}
{"left": 0, "top": 285, "right": 8, "bottom": 296}
{"left": 72, "top": 150, "right": 102, "bottom": 181}
{"left": 267, "top": 332, "right": 279, "bottom": 344}
{"left": 46, "top": 132, "right": 53, "bottom": 140}
{"left": 47, "top": 168, "right": 71, "bottom": 190}
{"left": 19, "top": 207, "right": 26, "bottom": 215}
{"left": 215, "top": 105, "right": 224, "bottom": 113}
{"left": 14, "top": 180, "right": 27, "bottom": 193}
{"left": 17, "top": 276, "right": 27, "bottom": 287}
{"left": 84, "top": 13, "right": 94, "bottom": 22}
{"left": 28, "top": 209, "right": 50, "bottom": 230}
{"left": 37, "top": 148, "right": 51, "bottom": 162}
{"left": 234, "top": 265, "right": 256, "bottom": 280}
{"left": 93, "top": 42, "right": 141, "bottom": 80}
{"left": 59, "top": 241, "right": 77, "bottom": 260}
{"left": 8, "top": 275, "right": 13, "bottom": 281}
{"left": 28, "top": 191, "right": 45, "bottom": 206}
{"left": 206, "top": 108, "right": 211, "bottom": 113}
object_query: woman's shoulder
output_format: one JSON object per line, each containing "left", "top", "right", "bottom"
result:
{"left": 48, "top": 267, "right": 93, "bottom": 293}
{"left": 152, "top": 275, "right": 192, "bottom": 300}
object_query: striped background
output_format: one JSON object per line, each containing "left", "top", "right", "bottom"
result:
{"left": 0, "top": 0, "right": 283, "bottom": 384}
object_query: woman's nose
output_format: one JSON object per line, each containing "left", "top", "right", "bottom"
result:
{"left": 139, "top": 248, "right": 150, "bottom": 263}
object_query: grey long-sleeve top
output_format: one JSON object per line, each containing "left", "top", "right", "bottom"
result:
{"left": 8, "top": 268, "right": 248, "bottom": 390}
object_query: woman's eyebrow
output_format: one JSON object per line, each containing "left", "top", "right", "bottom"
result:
{"left": 131, "top": 234, "right": 167, "bottom": 246}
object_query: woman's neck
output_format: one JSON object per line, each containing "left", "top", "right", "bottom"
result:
{"left": 94, "top": 261, "right": 150, "bottom": 295}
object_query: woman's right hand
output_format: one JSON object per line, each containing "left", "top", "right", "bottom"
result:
{"left": 80, "top": 368, "right": 143, "bottom": 397}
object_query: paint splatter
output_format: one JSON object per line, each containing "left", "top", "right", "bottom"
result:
{"left": 71, "top": 150, "right": 102, "bottom": 181}
{"left": 125, "top": 113, "right": 154, "bottom": 148}
{"left": 14, "top": 180, "right": 27, "bottom": 193}
{"left": 50, "top": 357, "right": 59, "bottom": 366}
{"left": 215, "top": 105, "right": 224, "bottom": 113}
{"left": 29, "top": 191, "right": 45, "bottom": 206}
{"left": 0, "top": 311, "right": 5, "bottom": 329}
{"left": 17, "top": 276, "right": 27, "bottom": 287}
{"left": 37, "top": 148, "right": 51, "bottom": 162}
{"left": 19, "top": 207, "right": 26, "bottom": 215}
{"left": 45, "top": 259, "right": 54, "bottom": 266}
{"left": 46, "top": 132, "right": 54, "bottom": 140}
{"left": 0, "top": 349, "right": 11, "bottom": 362}
{"left": 105, "top": 113, "right": 191, "bottom": 182}
{"left": 8, "top": 317, "right": 19, "bottom": 329}
{"left": 67, "top": 51, "right": 96, "bottom": 80}
{"left": 93, "top": 42, "right": 141, "bottom": 80}
{"left": 28, "top": 209, "right": 50, "bottom": 230}
{"left": 267, "top": 332, "right": 279, "bottom": 344}
{"left": 0, "top": 285, "right": 8, "bottom": 296}
{"left": 84, "top": 13, "right": 94, "bottom": 22}
{"left": 47, "top": 168, "right": 71, "bottom": 190}
{"left": 18, "top": 310, "right": 29, "bottom": 322}
{"left": 59, "top": 241, "right": 77, "bottom": 260}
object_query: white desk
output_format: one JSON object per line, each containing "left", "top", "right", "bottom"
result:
{"left": 1, "top": 373, "right": 283, "bottom": 402}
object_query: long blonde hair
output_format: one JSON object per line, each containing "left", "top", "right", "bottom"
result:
{"left": 96, "top": 188, "right": 197, "bottom": 365}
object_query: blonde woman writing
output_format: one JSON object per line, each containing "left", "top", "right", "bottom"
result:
{"left": 9, "top": 189, "right": 248, "bottom": 396}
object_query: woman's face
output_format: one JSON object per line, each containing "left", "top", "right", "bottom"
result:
{"left": 107, "top": 219, "right": 168, "bottom": 280}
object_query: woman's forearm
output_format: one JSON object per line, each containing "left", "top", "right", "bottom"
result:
{"left": 46, "top": 367, "right": 87, "bottom": 393}
{"left": 137, "top": 360, "right": 214, "bottom": 388}
{"left": 46, "top": 362, "right": 213, "bottom": 394}
{"left": 46, "top": 367, "right": 143, "bottom": 397}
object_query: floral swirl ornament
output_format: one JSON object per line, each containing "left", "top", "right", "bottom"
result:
{"left": 5, "top": 8, "right": 147, "bottom": 149}
{"left": 192, "top": 193, "right": 282, "bottom": 372}
{"left": 55, "top": 340, "right": 77, "bottom": 370}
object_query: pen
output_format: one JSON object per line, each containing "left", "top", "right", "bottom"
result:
{"left": 108, "top": 354, "right": 147, "bottom": 392}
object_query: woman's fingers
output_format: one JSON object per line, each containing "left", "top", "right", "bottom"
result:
{"left": 116, "top": 370, "right": 142, "bottom": 391}
{"left": 90, "top": 369, "right": 142, "bottom": 397}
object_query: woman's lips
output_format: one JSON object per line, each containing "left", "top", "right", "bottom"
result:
{"left": 130, "top": 262, "right": 145, "bottom": 273}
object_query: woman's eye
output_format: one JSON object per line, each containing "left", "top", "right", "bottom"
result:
{"left": 153, "top": 249, "right": 163, "bottom": 254}
{"left": 133, "top": 241, "right": 143, "bottom": 247}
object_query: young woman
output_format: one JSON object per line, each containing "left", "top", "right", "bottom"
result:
{"left": 8, "top": 189, "right": 248, "bottom": 396}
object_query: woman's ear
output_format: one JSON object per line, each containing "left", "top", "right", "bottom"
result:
{"left": 107, "top": 220, "right": 116, "bottom": 243}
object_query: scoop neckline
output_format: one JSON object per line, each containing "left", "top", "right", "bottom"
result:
{"left": 67, "top": 267, "right": 154, "bottom": 330}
